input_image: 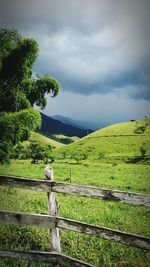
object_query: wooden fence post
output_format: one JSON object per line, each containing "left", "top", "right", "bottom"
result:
{"left": 45, "top": 166, "right": 61, "bottom": 253}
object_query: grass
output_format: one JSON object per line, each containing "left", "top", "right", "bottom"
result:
{"left": 0, "top": 160, "right": 149, "bottom": 193}
{"left": 0, "top": 118, "right": 150, "bottom": 266}
{"left": 0, "top": 160, "right": 150, "bottom": 267}
{"left": 26, "top": 131, "right": 65, "bottom": 148}
{"left": 53, "top": 119, "right": 150, "bottom": 160}
{"left": 54, "top": 134, "right": 80, "bottom": 142}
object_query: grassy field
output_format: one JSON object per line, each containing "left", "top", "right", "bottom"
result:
{"left": 53, "top": 119, "right": 150, "bottom": 161}
{"left": 0, "top": 160, "right": 150, "bottom": 267}
{"left": 0, "top": 119, "right": 150, "bottom": 266}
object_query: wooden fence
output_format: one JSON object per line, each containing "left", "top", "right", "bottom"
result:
{"left": 0, "top": 175, "right": 150, "bottom": 266}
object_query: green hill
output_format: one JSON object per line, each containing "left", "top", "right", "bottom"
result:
{"left": 0, "top": 119, "right": 150, "bottom": 267}
{"left": 54, "top": 118, "right": 150, "bottom": 161}
{"left": 24, "top": 131, "right": 65, "bottom": 148}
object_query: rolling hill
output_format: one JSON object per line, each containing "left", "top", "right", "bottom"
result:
{"left": 40, "top": 113, "right": 93, "bottom": 137}
{"left": 23, "top": 131, "right": 65, "bottom": 148}
{"left": 54, "top": 118, "right": 150, "bottom": 161}
{"left": 0, "top": 119, "right": 150, "bottom": 267}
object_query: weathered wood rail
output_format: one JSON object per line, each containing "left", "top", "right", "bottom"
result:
{"left": 0, "top": 174, "right": 150, "bottom": 266}
{"left": 0, "top": 175, "right": 150, "bottom": 207}
{"left": 0, "top": 210, "right": 149, "bottom": 250}
{"left": 0, "top": 249, "right": 95, "bottom": 267}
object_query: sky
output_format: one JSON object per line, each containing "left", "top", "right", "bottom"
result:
{"left": 0, "top": 0, "right": 150, "bottom": 126}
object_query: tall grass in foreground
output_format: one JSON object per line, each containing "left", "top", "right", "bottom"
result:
{"left": 0, "top": 160, "right": 150, "bottom": 266}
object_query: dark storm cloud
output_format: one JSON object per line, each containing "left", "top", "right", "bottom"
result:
{"left": 0, "top": 0, "right": 150, "bottom": 100}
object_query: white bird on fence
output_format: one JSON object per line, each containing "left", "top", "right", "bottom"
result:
{"left": 44, "top": 165, "right": 53, "bottom": 180}
{"left": 44, "top": 165, "right": 60, "bottom": 213}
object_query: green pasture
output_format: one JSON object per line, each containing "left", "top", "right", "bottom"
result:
{"left": 27, "top": 131, "right": 65, "bottom": 148}
{"left": 0, "top": 119, "right": 150, "bottom": 266}
{"left": 0, "top": 160, "right": 150, "bottom": 267}
{"left": 54, "top": 119, "right": 150, "bottom": 160}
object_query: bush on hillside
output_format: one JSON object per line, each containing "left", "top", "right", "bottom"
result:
{"left": 134, "top": 125, "right": 146, "bottom": 134}
{"left": 11, "top": 141, "right": 54, "bottom": 163}
{"left": 98, "top": 152, "right": 106, "bottom": 160}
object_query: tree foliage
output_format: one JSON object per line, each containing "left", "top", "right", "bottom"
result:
{"left": 0, "top": 29, "right": 60, "bottom": 163}
{"left": 0, "top": 29, "right": 59, "bottom": 112}
{"left": 12, "top": 141, "right": 54, "bottom": 164}
{"left": 29, "top": 142, "right": 53, "bottom": 164}
{"left": 0, "top": 29, "right": 22, "bottom": 68}
{"left": 0, "top": 109, "right": 41, "bottom": 163}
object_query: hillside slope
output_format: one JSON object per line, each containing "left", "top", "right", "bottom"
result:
{"left": 54, "top": 119, "right": 150, "bottom": 161}
{"left": 23, "top": 131, "right": 65, "bottom": 148}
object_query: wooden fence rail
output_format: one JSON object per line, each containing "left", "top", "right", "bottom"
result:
{"left": 0, "top": 249, "right": 95, "bottom": 267}
{"left": 0, "top": 175, "right": 150, "bottom": 207}
{"left": 0, "top": 210, "right": 150, "bottom": 250}
{"left": 0, "top": 174, "right": 150, "bottom": 266}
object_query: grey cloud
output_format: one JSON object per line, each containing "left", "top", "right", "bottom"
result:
{"left": 0, "top": 0, "right": 106, "bottom": 32}
{"left": 0, "top": 0, "right": 150, "bottom": 101}
{"left": 116, "top": 85, "right": 150, "bottom": 101}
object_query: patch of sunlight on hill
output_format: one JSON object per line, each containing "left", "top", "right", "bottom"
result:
{"left": 84, "top": 119, "right": 150, "bottom": 138}
{"left": 29, "top": 131, "right": 65, "bottom": 148}
{"left": 54, "top": 119, "right": 150, "bottom": 160}
{"left": 54, "top": 134, "right": 80, "bottom": 141}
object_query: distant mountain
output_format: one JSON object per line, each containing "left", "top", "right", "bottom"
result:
{"left": 52, "top": 115, "right": 102, "bottom": 130}
{"left": 40, "top": 113, "right": 93, "bottom": 138}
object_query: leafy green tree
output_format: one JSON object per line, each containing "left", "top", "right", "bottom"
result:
{"left": 0, "top": 141, "right": 12, "bottom": 164}
{"left": 0, "top": 29, "right": 22, "bottom": 69}
{"left": 0, "top": 29, "right": 60, "bottom": 163}
{"left": 0, "top": 29, "right": 59, "bottom": 112}
{"left": 0, "top": 109, "right": 41, "bottom": 163}
{"left": 29, "top": 142, "right": 43, "bottom": 164}
{"left": 0, "top": 109, "right": 41, "bottom": 145}
{"left": 12, "top": 142, "right": 24, "bottom": 160}
{"left": 29, "top": 142, "right": 53, "bottom": 164}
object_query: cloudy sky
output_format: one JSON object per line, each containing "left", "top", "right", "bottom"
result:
{"left": 0, "top": 0, "right": 150, "bottom": 126}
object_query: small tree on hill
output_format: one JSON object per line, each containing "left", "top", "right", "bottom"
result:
{"left": 134, "top": 125, "right": 146, "bottom": 134}
{"left": 29, "top": 142, "right": 53, "bottom": 164}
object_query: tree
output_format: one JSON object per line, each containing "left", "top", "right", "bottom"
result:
{"left": 0, "top": 29, "right": 22, "bottom": 69}
{"left": 0, "top": 109, "right": 41, "bottom": 163}
{"left": 0, "top": 29, "right": 60, "bottom": 163}
{"left": 22, "top": 76, "right": 59, "bottom": 110}
{"left": 29, "top": 142, "right": 53, "bottom": 164}
{"left": 0, "top": 29, "right": 59, "bottom": 112}
{"left": 12, "top": 143, "right": 24, "bottom": 160}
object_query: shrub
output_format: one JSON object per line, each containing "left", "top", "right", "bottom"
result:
{"left": 98, "top": 152, "right": 106, "bottom": 160}
{"left": 134, "top": 125, "right": 146, "bottom": 134}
